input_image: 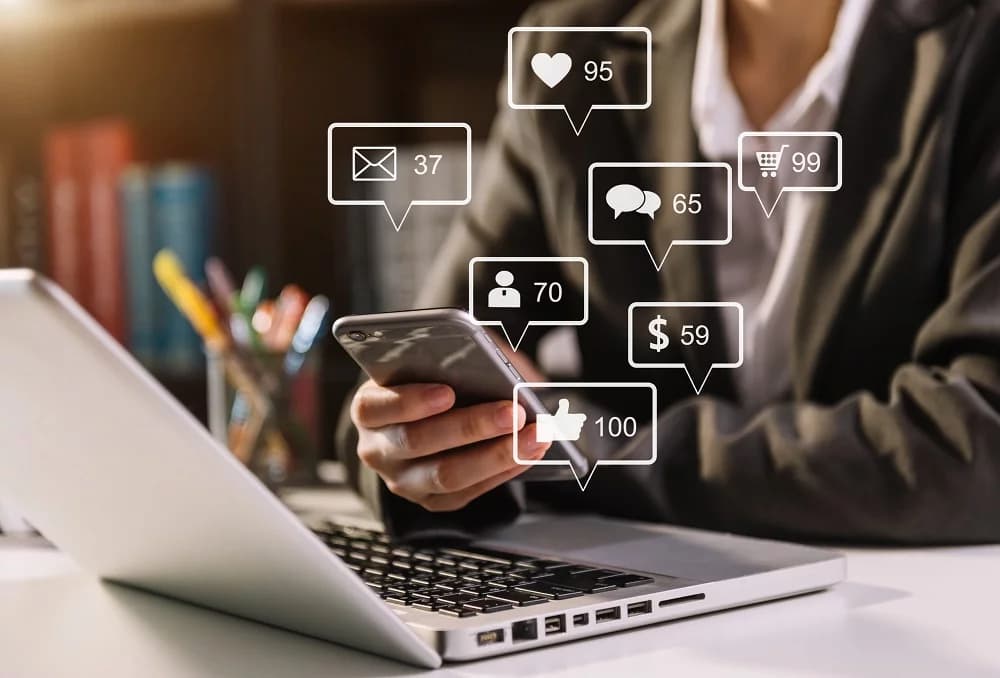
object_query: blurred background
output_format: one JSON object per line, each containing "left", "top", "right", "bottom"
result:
{"left": 0, "top": 0, "right": 535, "bottom": 464}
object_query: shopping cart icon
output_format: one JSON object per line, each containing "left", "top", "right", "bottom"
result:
{"left": 756, "top": 144, "right": 789, "bottom": 178}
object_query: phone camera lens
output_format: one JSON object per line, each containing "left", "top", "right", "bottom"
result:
{"left": 347, "top": 331, "right": 368, "bottom": 342}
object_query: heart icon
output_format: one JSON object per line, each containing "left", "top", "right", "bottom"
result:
{"left": 530, "top": 52, "right": 572, "bottom": 89}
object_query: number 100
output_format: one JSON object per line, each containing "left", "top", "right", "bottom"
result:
{"left": 595, "top": 416, "right": 637, "bottom": 438}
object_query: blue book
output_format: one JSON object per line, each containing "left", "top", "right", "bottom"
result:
{"left": 120, "top": 165, "right": 159, "bottom": 366}
{"left": 151, "top": 164, "right": 215, "bottom": 374}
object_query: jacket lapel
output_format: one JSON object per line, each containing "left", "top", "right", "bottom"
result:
{"left": 792, "top": 0, "right": 973, "bottom": 397}
{"left": 605, "top": 0, "right": 737, "bottom": 398}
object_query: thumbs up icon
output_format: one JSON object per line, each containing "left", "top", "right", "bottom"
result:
{"left": 536, "top": 398, "right": 587, "bottom": 443}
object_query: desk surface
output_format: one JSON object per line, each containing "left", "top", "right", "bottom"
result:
{"left": 2, "top": 519, "right": 999, "bottom": 677}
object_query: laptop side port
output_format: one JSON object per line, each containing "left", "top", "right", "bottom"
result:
{"left": 544, "top": 614, "right": 566, "bottom": 635}
{"left": 512, "top": 619, "right": 538, "bottom": 642}
{"left": 627, "top": 600, "right": 652, "bottom": 617}
{"left": 572, "top": 613, "right": 589, "bottom": 627}
{"left": 476, "top": 628, "right": 505, "bottom": 646}
{"left": 595, "top": 606, "right": 621, "bottom": 623}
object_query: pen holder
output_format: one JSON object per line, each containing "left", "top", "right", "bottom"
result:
{"left": 206, "top": 348, "right": 322, "bottom": 487}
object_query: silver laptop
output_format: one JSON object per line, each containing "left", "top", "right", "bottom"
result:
{"left": 0, "top": 270, "right": 844, "bottom": 669}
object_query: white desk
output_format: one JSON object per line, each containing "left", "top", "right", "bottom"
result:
{"left": 2, "top": 521, "right": 999, "bottom": 677}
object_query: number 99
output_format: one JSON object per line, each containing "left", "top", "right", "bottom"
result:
{"left": 791, "top": 151, "right": 821, "bottom": 174}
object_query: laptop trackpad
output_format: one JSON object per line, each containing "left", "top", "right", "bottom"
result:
{"left": 480, "top": 515, "right": 788, "bottom": 581}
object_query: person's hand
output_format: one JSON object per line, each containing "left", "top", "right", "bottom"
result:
{"left": 350, "top": 381, "right": 551, "bottom": 512}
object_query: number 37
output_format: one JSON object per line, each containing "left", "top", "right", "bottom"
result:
{"left": 414, "top": 154, "right": 442, "bottom": 176}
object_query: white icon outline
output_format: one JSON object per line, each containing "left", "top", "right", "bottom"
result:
{"left": 351, "top": 146, "right": 397, "bottom": 182}
{"left": 513, "top": 381, "right": 658, "bottom": 492}
{"left": 588, "top": 162, "right": 733, "bottom": 271}
{"left": 737, "top": 131, "right": 843, "bottom": 218}
{"left": 507, "top": 27, "right": 653, "bottom": 136}
{"left": 468, "top": 256, "right": 589, "bottom": 351}
{"left": 327, "top": 122, "right": 472, "bottom": 231}
{"left": 627, "top": 301, "right": 745, "bottom": 395}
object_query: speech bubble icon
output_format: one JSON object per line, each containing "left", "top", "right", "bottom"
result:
{"left": 590, "top": 162, "right": 732, "bottom": 271}
{"left": 468, "top": 256, "right": 589, "bottom": 351}
{"left": 508, "top": 27, "right": 652, "bottom": 136}
{"left": 606, "top": 183, "right": 645, "bottom": 219}
{"left": 637, "top": 190, "right": 661, "bottom": 219}
{"left": 627, "top": 302, "right": 744, "bottom": 395}
{"left": 737, "top": 131, "right": 842, "bottom": 218}
{"left": 327, "top": 122, "right": 471, "bottom": 231}
{"left": 513, "top": 382, "right": 657, "bottom": 492}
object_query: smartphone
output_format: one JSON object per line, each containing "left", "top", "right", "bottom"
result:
{"left": 333, "top": 308, "right": 589, "bottom": 481}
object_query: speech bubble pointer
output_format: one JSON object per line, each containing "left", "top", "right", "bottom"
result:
{"left": 380, "top": 195, "right": 415, "bottom": 232}
{"left": 681, "top": 364, "right": 715, "bottom": 396}
{"left": 750, "top": 188, "right": 785, "bottom": 220}
{"left": 561, "top": 102, "right": 595, "bottom": 137}
{"left": 569, "top": 462, "right": 602, "bottom": 492}
{"left": 496, "top": 319, "right": 532, "bottom": 353}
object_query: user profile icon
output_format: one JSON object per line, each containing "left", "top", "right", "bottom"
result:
{"left": 488, "top": 270, "right": 521, "bottom": 309}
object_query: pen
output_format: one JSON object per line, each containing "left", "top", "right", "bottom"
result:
{"left": 205, "top": 257, "right": 237, "bottom": 315}
{"left": 283, "top": 294, "right": 330, "bottom": 376}
{"left": 240, "top": 266, "right": 267, "bottom": 311}
{"left": 153, "top": 250, "right": 226, "bottom": 349}
{"left": 266, "top": 284, "right": 309, "bottom": 352}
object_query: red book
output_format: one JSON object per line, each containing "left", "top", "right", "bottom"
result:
{"left": 43, "top": 127, "right": 88, "bottom": 305}
{"left": 83, "top": 119, "right": 134, "bottom": 343}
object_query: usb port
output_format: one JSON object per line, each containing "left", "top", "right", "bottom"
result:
{"left": 595, "top": 606, "right": 621, "bottom": 623}
{"left": 572, "top": 613, "right": 589, "bottom": 627}
{"left": 476, "top": 628, "right": 505, "bottom": 646}
{"left": 627, "top": 600, "right": 652, "bottom": 617}
{"left": 511, "top": 619, "right": 537, "bottom": 642}
{"left": 544, "top": 614, "right": 566, "bottom": 635}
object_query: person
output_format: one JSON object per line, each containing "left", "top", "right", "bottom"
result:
{"left": 337, "top": 0, "right": 1000, "bottom": 543}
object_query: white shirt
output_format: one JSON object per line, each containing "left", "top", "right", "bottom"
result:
{"left": 690, "top": 0, "right": 873, "bottom": 408}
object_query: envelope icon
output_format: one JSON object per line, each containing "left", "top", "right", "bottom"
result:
{"left": 352, "top": 145, "right": 397, "bottom": 182}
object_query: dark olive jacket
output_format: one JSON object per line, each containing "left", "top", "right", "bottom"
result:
{"left": 338, "top": 0, "right": 1000, "bottom": 544}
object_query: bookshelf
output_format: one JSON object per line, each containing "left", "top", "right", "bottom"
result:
{"left": 0, "top": 0, "right": 533, "bottom": 457}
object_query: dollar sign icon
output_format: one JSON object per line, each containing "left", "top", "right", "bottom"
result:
{"left": 648, "top": 314, "right": 669, "bottom": 352}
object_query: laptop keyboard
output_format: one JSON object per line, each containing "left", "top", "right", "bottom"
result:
{"left": 313, "top": 522, "right": 655, "bottom": 618}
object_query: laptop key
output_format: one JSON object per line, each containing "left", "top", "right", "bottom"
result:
{"left": 458, "top": 584, "right": 496, "bottom": 596}
{"left": 462, "top": 598, "right": 515, "bottom": 613}
{"left": 514, "top": 582, "right": 585, "bottom": 600}
{"left": 599, "top": 573, "right": 656, "bottom": 588}
{"left": 436, "top": 592, "right": 480, "bottom": 606}
{"left": 438, "top": 605, "right": 478, "bottom": 618}
{"left": 486, "top": 590, "right": 549, "bottom": 606}
{"left": 385, "top": 595, "right": 414, "bottom": 606}
{"left": 412, "top": 601, "right": 442, "bottom": 612}
{"left": 542, "top": 573, "right": 618, "bottom": 594}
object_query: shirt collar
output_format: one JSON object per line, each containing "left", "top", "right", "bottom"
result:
{"left": 692, "top": 0, "right": 874, "bottom": 159}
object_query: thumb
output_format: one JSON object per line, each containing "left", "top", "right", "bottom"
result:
{"left": 555, "top": 398, "right": 570, "bottom": 415}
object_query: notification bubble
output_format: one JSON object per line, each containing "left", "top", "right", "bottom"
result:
{"left": 513, "top": 382, "right": 657, "bottom": 492}
{"left": 468, "top": 257, "right": 588, "bottom": 351}
{"left": 628, "top": 302, "right": 744, "bottom": 394}
{"left": 327, "top": 122, "right": 471, "bottom": 231}
{"left": 589, "top": 162, "right": 732, "bottom": 271}
{"left": 508, "top": 27, "right": 652, "bottom": 136}
{"left": 738, "top": 131, "right": 842, "bottom": 218}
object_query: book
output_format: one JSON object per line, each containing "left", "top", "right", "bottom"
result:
{"left": 11, "top": 173, "right": 44, "bottom": 271}
{"left": 43, "top": 126, "right": 88, "bottom": 305}
{"left": 0, "top": 148, "right": 11, "bottom": 266}
{"left": 83, "top": 119, "right": 134, "bottom": 344}
{"left": 152, "top": 163, "right": 215, "bottom": 373}
{"left": 120, "top": 165, "right": 159, "bottom": 366}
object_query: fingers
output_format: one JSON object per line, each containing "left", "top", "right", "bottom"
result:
{"left": 385, "top": 425, "right": 551, "bottom": 509}
{"left": 369, "top": 400, "right": 527, "bottom": 461}
{"left": 351, "top": 381, "right": 455, "bottom": 429}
